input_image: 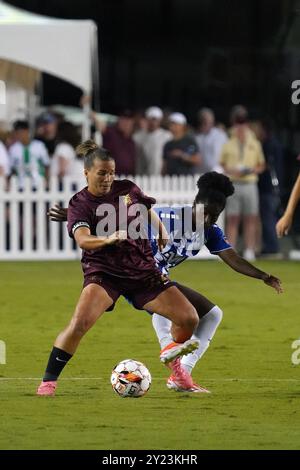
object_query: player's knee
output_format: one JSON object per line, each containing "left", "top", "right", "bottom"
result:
{"left": 189, "top": 307, "right": 199, "bottom": 330}
{"left": 181, "top": 306, "right": 199, "bottom": 330}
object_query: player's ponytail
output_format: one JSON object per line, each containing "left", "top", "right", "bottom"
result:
{"left": 76, "top": 140, "right": 114, "bottom": 169}
{"left": 76, "top": 139, "right": 98, "bottom": 158}
{"left": 195, "top": 171, "right": 235, "bottom": 206}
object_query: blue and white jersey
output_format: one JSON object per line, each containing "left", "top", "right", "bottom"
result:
{"left": 150, "top": 205, "right": 231, "bottom": 274}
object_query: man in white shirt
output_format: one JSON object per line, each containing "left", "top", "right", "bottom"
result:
{"left": 195, "top": 108, "right": 228, "bottom": 174}
{"left": 9, "top": 120, "right": 50, "bottom": 190}
{"left": 134, "top": 106, "right": 172, "bottom": 175}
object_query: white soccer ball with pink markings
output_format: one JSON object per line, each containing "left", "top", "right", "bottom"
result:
{"left": 110, "top": 359, "right": 152, "bottom": 398}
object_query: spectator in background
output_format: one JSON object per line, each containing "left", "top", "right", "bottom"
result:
{"left": 134, "top": 106, "right": 172, "bottom": 175}
{"left": 220, "top": 105, "right": 265, "bottom": 260}
{"left": 0, "top": 127, "right": 14, "bottom": 149}
{"left": 51, "top": 121, "right": 81, "bottom": 178}
{"left": 162, "top": 112, "right": 201, "bottom": 176}
{"left": 195, "top": 108, "right": 228, "bottom": 174}
{"left": 9, "top": 120, "right": 50, "bottom": 190}
{"left": 0, "top": 138, "right": 9, "bottom": 179}
{"left": 102, "top": 110, "right": 136, "bottom": 176}
{"left": 133, "top": 109, "right": 148, "bottom": 133}
{"left": 254, "top": 120, "right": 284, "bottom": 256}
{"left": 35, "top": 112, "right": 59, "bottom": 157}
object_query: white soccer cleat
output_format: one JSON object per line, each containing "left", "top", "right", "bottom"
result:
{"left": 159, "top": 339, "right": 200, "bottom": 364}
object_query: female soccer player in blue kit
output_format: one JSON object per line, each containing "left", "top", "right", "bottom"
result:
{"left": 149, "top": 172, "right": 282, "bottom": 392}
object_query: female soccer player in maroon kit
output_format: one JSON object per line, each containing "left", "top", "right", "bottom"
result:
{"left": 37, "top": 140, "right": 199, "bottom": 395}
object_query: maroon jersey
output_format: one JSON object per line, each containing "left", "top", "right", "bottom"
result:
{"left": 67, "top": 179, "right": 159, "bottom": 280}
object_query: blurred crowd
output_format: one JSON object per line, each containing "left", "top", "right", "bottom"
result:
{"left": 0, "top": 103, "right": 296, "bottom": 259}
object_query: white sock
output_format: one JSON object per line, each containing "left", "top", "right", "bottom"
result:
{"left": 181, "top": 306, "right": 223, "bottom": 374}
{"left": 152, "top": 313, "right": 173, "bottom": 349}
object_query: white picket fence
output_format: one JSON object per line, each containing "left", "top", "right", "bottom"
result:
{"left": 0, "top": 175, "right": 220, "bottom": 261}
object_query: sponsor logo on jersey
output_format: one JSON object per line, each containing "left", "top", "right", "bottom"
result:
{"left": 123, "top": 194, "right": 132, "bottom": 206}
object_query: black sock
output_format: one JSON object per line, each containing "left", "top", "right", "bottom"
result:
{"left": 43, "top": 346, "right": 73, "bottom": 382}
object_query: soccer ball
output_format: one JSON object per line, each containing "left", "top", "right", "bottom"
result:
{"left": 110, "top": 359, "right": 152, "bottom": 398}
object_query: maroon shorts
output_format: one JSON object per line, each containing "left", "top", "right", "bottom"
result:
{"left": 83, "top": 271, "right": 176, "bottom": 310}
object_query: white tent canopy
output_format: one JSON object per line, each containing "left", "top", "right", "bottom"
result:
{"left": 0, "top": 1, "right": 99, "bottom": 94}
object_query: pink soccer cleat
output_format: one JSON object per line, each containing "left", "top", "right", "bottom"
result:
{"left": 167, "top": 374, "right": 211, "bottom": 393}
{"left": 36, "top": 380, "right": 57, "bottom": 396}
{"left": 166, "top": 357, "right": 194, "bottom": 390}
{"left": 159, "top": 339, "right": 200, "bottom": 364}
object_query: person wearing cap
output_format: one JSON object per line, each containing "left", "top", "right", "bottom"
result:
{"left": 35, "top": 112, "right": 58, "bottom": 157}
{"left": 220, "top": 105, "right": 265, "bottom": 261}
{"left": 9, "top": 120, "right": 50, "bottom": 190}
{"left": 162, "top": 112, "right": 201, "bottom": 176}
{"left": 133, "top": 106, "right": 172, "bottom": 175}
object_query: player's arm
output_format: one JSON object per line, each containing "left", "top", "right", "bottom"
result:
{"left": 48, "top": 205, "right": 167, "bottom": 250}
{"left": 218, "top": 248, "right": 283, "bottom": 293}
{"left": 74, "top": 226, "right": 127, "bottom": 250}
{"left": 276, "top": 172, "right": 300, "bottom": 237}
{"left": 148, "top": 208, "right": 169, "bottom": 251}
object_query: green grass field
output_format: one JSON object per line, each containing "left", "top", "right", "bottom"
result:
{"left": 0, "top": 260, "right": 300, "bottom": 450}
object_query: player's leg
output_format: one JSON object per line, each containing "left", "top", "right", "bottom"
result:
{"left": 54, "top": 284, "right": 114, "bottom": 353}
{"left": 143, "top": 286, "right": 199, "bottom": 390}
{"left": 37, "top": 283, "right": 114, "bottom": 396}
{"left": 143, "top": 285, "right": 199, "bottom": 344}
{"left": 152, "top": 284, "right": 222, "bottom": 392}
{"left": 152, "top": 284, "right": 214, "bottom": 348}
{"left": 175, "top": 284, "right": 223, "bottom": 374}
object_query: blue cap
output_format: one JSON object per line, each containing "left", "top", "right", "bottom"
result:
{"left": 37, "top": 112, "right": 56, "bottom": 124}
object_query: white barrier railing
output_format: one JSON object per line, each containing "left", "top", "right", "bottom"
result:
{"left": 0, "top": 175, "right": 220, "bottom": 261}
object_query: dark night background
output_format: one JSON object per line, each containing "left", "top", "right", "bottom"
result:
{"left": 5, "top": 0, "right": 300, "bottom": 129}
{"left": 2, "top": 1, "right": 300, "bottom": 237}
